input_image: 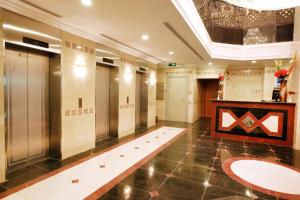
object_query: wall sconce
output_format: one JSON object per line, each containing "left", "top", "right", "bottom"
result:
{"left": 123, "top": 65, "right": 133, "bottom": 83}
{"left": 149, "top": 71, "right": 157, "bottom": 86}
{"left": 73, "top": 55, "right": 87, "bottom": 79}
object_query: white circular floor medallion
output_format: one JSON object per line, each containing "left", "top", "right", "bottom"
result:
{"left": 223, "top": 158, "right": 300, "bottom": 199}
{"left": 231, "top": 160, "right": 300, "bottom": 194}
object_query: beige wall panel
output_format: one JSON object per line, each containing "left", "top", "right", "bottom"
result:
{"left": 61, "top": 31, "right": 96, "bottom": 159}
{"left": 147, "top": 70, "right": 157, "bottom": 127}
{"left": 0, "top": 8, "right": 5, "bottom": 183}
{"left": 225, "top": 68, "right": 264, "bottom": 101}
{"left": 118, "top": 63, "right": 136, "bottom": 138}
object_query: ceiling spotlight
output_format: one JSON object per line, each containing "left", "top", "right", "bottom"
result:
{"left": 208, "top": 62, "right": 213, "bottom": 66}
{"left": 81, "top": 0, "right": 92, "bottom": 6}
{"left": 169, "top": 51, "right": 174, "bottom": 55}
{"left": 251, "top": 60, "right": 257, "bottom": 63}
{"left": 141, "top": 34, "right": 149, "bottom": 41}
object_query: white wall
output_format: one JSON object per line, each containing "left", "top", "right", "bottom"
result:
{"left": 290, "top": 7, "right": 300, "bottom": 150}
{"left": 225, "top": 68, "right": 264, "bottom": 101}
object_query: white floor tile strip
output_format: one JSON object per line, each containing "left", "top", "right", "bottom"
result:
{"left": 3, "top": 127, "right": 185, "bottom": 200}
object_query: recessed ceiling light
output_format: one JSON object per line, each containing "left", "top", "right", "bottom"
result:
{"left": 169, "top": 51, "right": 174, "bottom": 55}
{"left": 252, "top": 60, "right": 257, "bottom": 63}
{"left": 81, "top": 0, "right": 92, "bottom": 6}
{"left": 141, "top": 34, "right": 149, "bottom": 41}
{"left": 208, "top": 62, "right": 213, "bottom": 66}
{"left": 77, "top": 45, "right": 82, "bottom": 49}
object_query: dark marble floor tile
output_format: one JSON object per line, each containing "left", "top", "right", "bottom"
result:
{"left": 245, "top": 142, "right": 270, "bottom": 151}
{"left": 158, "top": 177, "right": 205, "bottom": 200}
{"left": 0, "top": 185, "right": 7, "bottom": 193}
{"left": 97, "top": 184, "right": 150, "bottom": 200}
{"left": 120, "top": 168, "right": 166, "bottom": 192}
{"left": 173, "top": 164, "right": 210, "bottom": 183}
{"left": 251, "top": 189, "right": 281, "bottom": 200}
{"left": 183, "top": 154, "right": 215, "bottom": 169}
{"left": 141, "top": 157, "right": 179, "bottom": 175}
{"left": 166, "top": 142, "right": 194, "bottom": 153}
{"left": 192, "top": 149, "right": 219, "bottom": 158}
{"left": 209, "top": 171, "right": 250, "bottom": 195}
{"left": 202, "top": 186, "right": 251, "bottom": 200}
{"left": 219, "top": 147, "right": 246, "bottom": 157}
{"left": 156, "top": 149, "right": 186, "bottom": 162}
{"left": 3, "top": 166, "right": 49, "bottom": 189}
{"left": 6, "top": 165, "right": 48, "bottom": 181}
{"left": 34, "top": 158, "right": 62, "bottom": 171}
{"left": 221, "top": 139, "right": 245, "bottom": 147}
{"left": 246, "top": 148, "right": 275, "bottom": 158}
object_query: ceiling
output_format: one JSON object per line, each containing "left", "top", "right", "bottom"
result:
{"left": 2, "top": 0, "right": 292, "bottom": 68}
{"left": 19, "top": 0, "right": 212, "bottom": 66}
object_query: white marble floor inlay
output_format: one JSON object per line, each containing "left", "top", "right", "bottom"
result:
{"left": 231, "top": 159, "right": 300, "bottom": 195}
{"left": 3, "top": 127, "right": 185, "bottom": 200}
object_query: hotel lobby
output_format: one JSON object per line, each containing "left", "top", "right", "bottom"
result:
{"left": 0, "top": 0, "right": 300, "bottom": 199}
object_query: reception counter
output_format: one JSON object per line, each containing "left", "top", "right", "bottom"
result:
{"left": 211, "top": 100, "right": 296, "bottom": 147}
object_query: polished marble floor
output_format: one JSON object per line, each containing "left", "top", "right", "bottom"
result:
{"left": 1, "top": 119, "right": 300, "bottom": 200}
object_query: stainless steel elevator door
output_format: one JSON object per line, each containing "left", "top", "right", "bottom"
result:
{"left": 96, "top": 65, "right": 110, "bottom": 141}
{"left": 135, "top": 73, "right": 141, "bottom": 129}
{"left": 5, "top": 47, "right": 49, "bottom": 166}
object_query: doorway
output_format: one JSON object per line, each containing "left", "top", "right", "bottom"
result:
{"left": 199, "top": 79, "right": 219, "bottom": 118}
{"left": 135, "top": 72, "right": 148, "bottom": 130}
{"left": 166, "top": 76, "right": 188, "bottom": 122}
{"left": 5, "top": 44, "right": 49, "bottom": 167}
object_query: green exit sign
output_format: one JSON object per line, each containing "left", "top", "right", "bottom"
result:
{"left": 168, "top": 63, "right": 176, "bottom": 67}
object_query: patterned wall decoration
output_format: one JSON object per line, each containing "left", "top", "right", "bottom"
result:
{"left": 64, "top": 108, "right": 94, "bottom": 117}
{"left": 64, "top": 41, "right": 95, "bottom": 55}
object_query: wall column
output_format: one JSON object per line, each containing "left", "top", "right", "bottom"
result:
{"left": 147, "top": 68, "right": 157, "bottom": 127}
{"left": 289, "top": 7, "right": 300, "bottom": 149}
{"left": 118, "top": 60, "right": 136, "bottom": 138}
{"left": 0, "top": 8, "right": 5, "bottom": 183}
{"left": 60, "top": 31, "right": 96, "bottom": 159}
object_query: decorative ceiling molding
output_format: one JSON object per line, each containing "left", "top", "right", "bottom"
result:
{"left": 223, "top": 0, "right": 300, "bottom": 11}
{"left": 171, "top": 0, "right": 295, "bottom": 60}
{"left": 0, "top": 0, "right": 161, "bottom": 64}
{"left": 194, "top": 0, "right": 294, "bottom": 29}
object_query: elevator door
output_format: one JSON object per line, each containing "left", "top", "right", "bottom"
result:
{"left": 5, "top": 47, "right": 49, "bottom": 166}
{"left": 135, "top": 73, "right": 141, "bottom": 129}
{"left": 96, "top": 65, "right": 110, "bottom": 141}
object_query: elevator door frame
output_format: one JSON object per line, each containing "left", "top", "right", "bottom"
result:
{"left": 4, "top": 44, "right": 50, "bottom": 167}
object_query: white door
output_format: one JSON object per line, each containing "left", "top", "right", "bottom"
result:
{"left": 166, "top": 76, "right": 188, "bottom": 122}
